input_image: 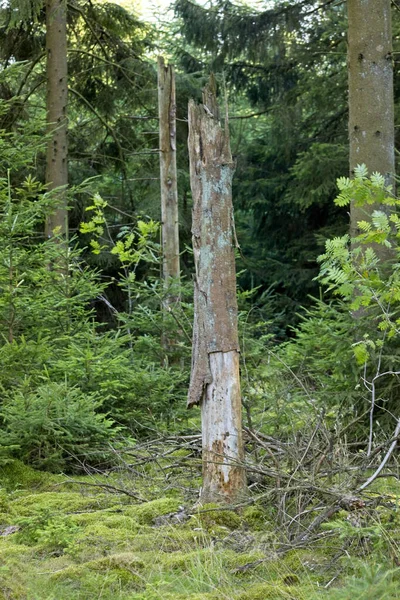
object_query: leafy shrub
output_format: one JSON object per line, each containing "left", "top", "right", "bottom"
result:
{"left": 246, "top": 166, "right": 400, "bottom": 440}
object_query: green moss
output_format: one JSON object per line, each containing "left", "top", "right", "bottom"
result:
{"left": 82, "top": 515, "right": 139, "bottom": 538}
{"left": 0, "top": 543, "right": 33, "bottom": 561}
{"left": 243, "top": 506, "right": 270, "bottom": 530}
{"left": 271, "top": 547, "right": 337, "bottom": 586}
{"left": 281, "top": 573, "right": 300, "bottom": 585}
{"left": 224, "top": 550, "right": 266, "bottom": 570}
{"left": 130, "top": 528, "right": 204, "bottom": 553}
{"left": 153, "top": 547, "right": 275, "bottom": 583}
{"left": 28, "top": 554, "right": 148, "bottom": 598}
{"left": 76, "top": 512, "right": 140, "bottom": 534}
{"left": 335, "top": 510, "right": 349, "bottom": 520}
{"left": 0, "top": 460, "right": 53, "bottom": 491}
{"left": 193, "top": 503, "right": 242, "bottom": 530}
{"left": 375, "top": 505, "right": 400, "bottom": 527}
{"left": 34, "top": 570, "right": 144, "bottom": 598}
{"left": 281, "top": 549, "right": 313, "bottom": 571}
{"left": 0, "top": 585, "right": 26, "bottom": 600}
{"left": 66, "top": 520, "right": 142, "bottom": 560}
{"left": 68, "top": 508, "right": 136, "bottom": 527}
{"left": 170, "top": 449, "right": 193, "bottom": 458}
{"left": 1, "top": 460, "right": 395, "bottom": 600}
{"left": 159, "top": 549, "right": 214, "bottom": 571}
{"left": 129, "top": 592, "right": 216, "bottom": 600}
{"left": 236, "top": 582, "right": 299, "bottom": 599}
{"left": 103, "top": 513, "right": 140, "bottom": 528}
{"left": 159, "top": 594, "right": 216, "bottom": 600}
{"left": 125, "top": 498, "right": 182, "bottom": 524}
{"left": 9, "top": 491, "right": 117, "bottom": 518}
{"left": 67, "top": 513, "right": 187, "bottom": 561}
{"left": 0, "top": 553, "right": 31, "bottom": 600}
{"left": 367, "top": 477, "right": 400, "bottom": 496}
{"left": 52, "top": 552, "right": 146, "bottom": 582}
{"left": 0, "top": 490, "right": 9, "bottom": 513}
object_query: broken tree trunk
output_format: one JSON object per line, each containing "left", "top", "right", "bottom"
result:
{"left": 187, "top": 77, "right": 246, "bottom": 504}
{"left": 158, "top": 56, "right": 180, "bottom": 343}
{"left": 45, "top": 0, "right": 68, "bottom": 240}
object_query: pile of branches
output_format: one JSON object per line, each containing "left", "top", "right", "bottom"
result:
{"left": 57, "top": 417, "right": 400, "bottom": 564}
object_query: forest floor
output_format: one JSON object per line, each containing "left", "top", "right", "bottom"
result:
{"left": 1, "top": 452, "right": 400, "bottom": 600}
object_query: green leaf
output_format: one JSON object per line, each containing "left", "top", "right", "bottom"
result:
{"left": 354, "top": 164, "right": 368, "bottom": 179}
{"left": 353, "top": 342, "right": 369, "bottom": 365}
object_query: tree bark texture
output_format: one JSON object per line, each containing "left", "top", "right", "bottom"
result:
{"left": 158, "top": 57, "right": 180, "bottom": 311}
{"left": 187, "top": 78, "right": 246, "bottom": 503}
{"left": 348, "top": 0, "right": 395, "bottom": 241}
{"left": 45, "top": 0, "right": 68, "bottom": 239}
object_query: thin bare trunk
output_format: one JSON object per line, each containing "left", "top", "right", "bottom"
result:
{"left": 45, "top": 0, "right": 68, "bottom": 239}
{"left": 187, "top": 76, "right": 246, "bottom": 504}
{"left": 158, "top": 56, "right": 180, "bottom": 341}
{"left": 348, "top": 0, "right": 395, "bottom": 255}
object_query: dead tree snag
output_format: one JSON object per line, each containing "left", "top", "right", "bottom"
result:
{"left": 158, "top": 56, "right": 180, "bottom": 340}
{"left": 187, "top": 76, "right": 246, "bottom": 504}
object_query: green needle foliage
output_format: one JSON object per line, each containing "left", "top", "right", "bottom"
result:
{"left": 0, "top": 383, "right": 117, "bottom": 471}
{"left": 173, "top": 0, "right": 350, "bottom": 324}
{"left": 0, "top": 91, "right": 191, "bottom": 470}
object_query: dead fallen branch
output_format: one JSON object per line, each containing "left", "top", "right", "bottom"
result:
{"left": 54, "top": 479, "right": 146, "bottom": 502}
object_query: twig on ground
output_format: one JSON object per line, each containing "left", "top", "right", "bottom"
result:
{"left": 359, "top": 418, "right": 400, "bottom": 491}
{"left": 54, "top": 479, "right": 146, "bottom": 502}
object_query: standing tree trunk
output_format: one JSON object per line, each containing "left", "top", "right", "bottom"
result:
{"left": 158, "top": 56, "right": 180, "bottom": 345}
{"left": 348, "top": 0, "right": 395, "bottom": 248}
{"left": 187, "top": 77, "right": 246, "bottom": 504}
{"left": 45, "top": 0, "right": 68, "bottom": 239}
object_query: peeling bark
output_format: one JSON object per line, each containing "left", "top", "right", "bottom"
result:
{"left": 45, "top": 0, "right": 68, "bottom": 239}
{"left": 348, "top": 0, "right": 395, "bottom": 253}
{"left": 158, "top": 57, "right": 180, "bottom": 317}
{"left": 188, "top": 77, "right": 246, "bottom": 503}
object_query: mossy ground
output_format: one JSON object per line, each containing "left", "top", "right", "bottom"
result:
{"left": 1, "top": 461, "right": 400, "bottom": 599}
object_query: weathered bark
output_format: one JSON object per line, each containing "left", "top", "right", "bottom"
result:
{"left": 45, "top": 0, "right": 68, "bottom": 239}
{"left": 187, "top": 77, "right": 246, "bottom": 504}
{"left": 158, "top": 56, "right": 180, "bottom": 323}
{"left": 201, "top": 351, "right": 244, "bottom": 503}
{"left": 348, "top": 0, "right": 395, "bottom": 250}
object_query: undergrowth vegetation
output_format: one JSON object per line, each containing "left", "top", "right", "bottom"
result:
{"left": 1, "top": 453, "right": 400, "bottom": 600}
